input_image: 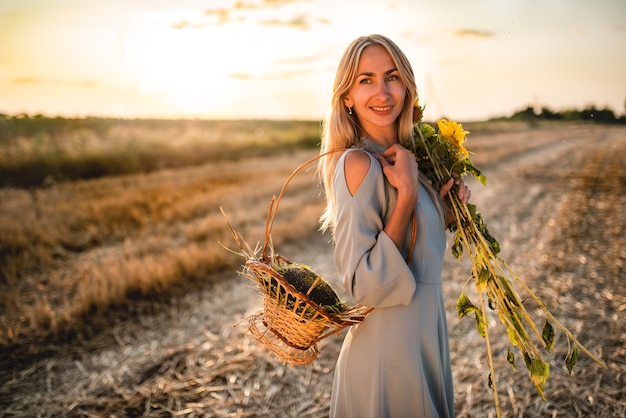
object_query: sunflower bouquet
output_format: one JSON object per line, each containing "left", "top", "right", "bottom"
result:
{"left": 411, "top": 101, "right": 606, "bottom": 415}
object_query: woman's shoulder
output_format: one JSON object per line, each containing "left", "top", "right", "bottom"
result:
{"left": 342, "top": 149, "right": 375, "bottom": 196}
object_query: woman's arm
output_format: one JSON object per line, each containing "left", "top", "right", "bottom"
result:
{"left": 374, "top": 144, "right": 418, "bottom": 249}
{"left": 334, "top": 149, "right": 416, "bottom": 307}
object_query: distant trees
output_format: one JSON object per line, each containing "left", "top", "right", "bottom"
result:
{"left": 500, "top": 104, "right": 625, "bottom": 124}
{"left": 0, "top": 113, "right": 113, "bottom": 142}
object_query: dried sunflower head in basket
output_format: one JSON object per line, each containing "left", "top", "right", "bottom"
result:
{"left": 221, "top": 196, "right": 371, "bottom": 366}
{"left": 219, "top": 149, "right": 378, "bottom": 365}
{"left": 273, "top": 262, "right": 348, "bottom": 315}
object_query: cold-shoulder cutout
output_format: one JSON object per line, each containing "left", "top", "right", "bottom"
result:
{"left": 344, "top": 149, "right": 372, "bottom": 197}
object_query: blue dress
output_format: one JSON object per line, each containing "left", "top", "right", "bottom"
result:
{"left": 329, "top": 145, "right": 454, "bottom": 418}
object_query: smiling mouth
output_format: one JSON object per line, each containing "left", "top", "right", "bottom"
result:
{"left": 371, "top": 106, "right": 393, "bottom": 112}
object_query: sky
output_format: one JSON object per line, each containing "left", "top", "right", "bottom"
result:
{"left": 1, "top": 0, "right": 625, "bottom": 121}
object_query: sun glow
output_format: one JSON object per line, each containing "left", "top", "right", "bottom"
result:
{"left": 123, "top": 12, "right": 269, "bottom": 116}
{"left": 1, "top": 0, "right": 623, "bottom": 121}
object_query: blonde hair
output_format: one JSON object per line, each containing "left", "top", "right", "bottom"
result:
{"left": 318, "top": 34, "right": 419, "bottom": 233}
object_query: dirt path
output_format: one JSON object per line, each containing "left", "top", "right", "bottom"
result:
{"left": 1, "top": 124, "right": 625, "bottom": 417}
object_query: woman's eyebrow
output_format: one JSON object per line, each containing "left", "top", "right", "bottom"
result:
{"left": 356, "top": 68, "right": 398, "bottom": 77}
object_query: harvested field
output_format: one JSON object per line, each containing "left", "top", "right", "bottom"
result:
{"left": 0, "top": 123, "right": 624, "bottom": 417}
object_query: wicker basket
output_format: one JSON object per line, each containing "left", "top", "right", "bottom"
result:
{"left": 241, "top": 256, "right": 372, "bottom": 366}
{"left": 222, "top": 150, "right": 373, "bottom": 366}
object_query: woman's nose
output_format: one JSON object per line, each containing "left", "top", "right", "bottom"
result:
{"left": 376, "top": 81, "right": 390, "bottom": 97}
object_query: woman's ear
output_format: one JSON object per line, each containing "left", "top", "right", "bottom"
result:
{"left": 343, "top": 97, "right": 353, "bottom": 108}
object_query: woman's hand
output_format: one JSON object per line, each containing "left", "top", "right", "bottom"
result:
{"left": 440, "top": 177, "right": 471, "bottom": 203}
{"left": 375, "top": 144, "right": 419, "bottom": 205}
{"left": 375, "top": 144, "right": 419, "bottom": 250}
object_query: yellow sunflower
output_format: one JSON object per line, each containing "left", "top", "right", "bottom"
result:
{"left": 437, "top": 118, "right": 471, "bottom": 159}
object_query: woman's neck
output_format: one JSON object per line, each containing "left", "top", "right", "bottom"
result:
{"left": 360, "top": 126, "right": 397, "bottom": 149}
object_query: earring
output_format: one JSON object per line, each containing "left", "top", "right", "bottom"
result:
{"left": 347, "top": 106, "right": 353, "bottom": 115}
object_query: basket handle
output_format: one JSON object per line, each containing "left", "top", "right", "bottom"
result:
{"left": 261, "top": 148, "right": 417, "bottom": 263}
{"left": 262, "top": 148, "right": 347, "bottom": 259}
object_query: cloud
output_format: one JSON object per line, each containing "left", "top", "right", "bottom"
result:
{"left": 171, "top": 19, "right": 213, "bottom": 29}
{"left": 171, "top": 8, "right": 230, "bottom": 29}
{"left": 13, "top": 77, "right": 97, "bottom": 88}
{"left": 234, "top": 0, "right": 302, "bottom": 10}
{"left": 203, "top": 8, "right": 230, "bottom": 24}
{"left": 13, "top": 77, "right": 40, "bottom": 84}
{"left": 455, "top": 29, "right": 495, "bottom": 38}
{"left": 258, "top": 14, "right": 310, "bottom": 30}
{"left": 316, "top": 17, "right": 330, "bottom": 25}
{"left": 172, "top": 20, "right": 190, "bottom": 29}
{"left": 230, "top": 66, "right": 322, "bottom": 82}
{"left": 274, "top": 53, "right": 324, "bottom": 65}
{"left": 230, "top": 73, "right": 252, "bottom": 80}
{"left": 262, "top": 66, "right": 330, "bottom": 80}
{"left": 263, "top": 0, "right": 301, "bottom": 5}
{"left": 172, "top": 0, "right": 315, "bottom": 30}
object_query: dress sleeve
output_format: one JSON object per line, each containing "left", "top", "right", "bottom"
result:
{"left": 333, "top": 151, "right": 416, "bottom": 308}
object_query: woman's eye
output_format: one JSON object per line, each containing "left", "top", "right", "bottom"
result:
{"left": 387, "top": 74, "right": 399, "bottom": 81}
{"left": 359, "top": 78, "right": 372, "bottom": 84}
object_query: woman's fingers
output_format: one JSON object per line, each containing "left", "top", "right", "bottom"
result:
{"left": 439, "top": 178, "right": 454, "bottom": 197}
{"left": 455, "top": 180, "right": 471, "bottom": 203}
{"left": 440, "top": 178, "right": 471, "bottom": 203}
{"left": 376, "top": 146, "right": 418, "bottom": 198}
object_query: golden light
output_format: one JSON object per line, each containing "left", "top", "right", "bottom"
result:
{"left": 122, "top": 12, "right": 273, "bottom": 115}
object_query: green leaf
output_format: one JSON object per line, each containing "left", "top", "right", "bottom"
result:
{"left": 420, "top": 123, "right": 436, "bottom": 138}
{"left": 456, "top": 291, "right": 477, "bottom": 318}
{"left": 489, "top": 237, "right": 501, "bottom": 255}
{"left": 481, "top": 225, "right": 501, "bottom": 255}
{"left": 475, "top": 266, "right": 490, "bottom": 293}
{"left": 466, "top": 162, "right": 487, "bottom": 186}
{"left": 466, "top": 203, "right": 477, "bottom": 219}
{"left": 542, "top": 320, "right": 555, "bottom": 350}
{"left": 529, "top": 358, "right": 550, "bottom": 400}
{"left": 475, "top": 308, "right": 487, "bottom": 338}
{"left": 523, "top": 352, "right": 532, "bottom": 368}
{"left": 456, "top": 292, "right": 486, "bottom": 337}
{"left": 565, "top": 346, "right": 579, "bottom": 374}
{"left": 498, "top": 275, "right": 519, "bottom": 307}
{"left": 451, "top": 235, "right": 464, "bottom": 259}
{"left": 507, "top": 349, "right": 516, "bottom": 371}
{"left": 504, "top": 319, "right": 520, "bottom": 346}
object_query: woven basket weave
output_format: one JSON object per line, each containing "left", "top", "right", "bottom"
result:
{"left": 223, "top": 150, "right": 374, "bottom": 366}
{"left": 241, "top": 256, "right": 372, "bottom": 366}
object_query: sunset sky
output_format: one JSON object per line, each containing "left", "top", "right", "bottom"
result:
{"left": 1, "top": 0, "right": 625, "bottom": 121}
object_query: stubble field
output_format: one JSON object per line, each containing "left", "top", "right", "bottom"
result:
{"left": 0, "top": 121, "right": 624, "bottom": 417}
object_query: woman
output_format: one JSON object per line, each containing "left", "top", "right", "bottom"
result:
{"left": 319, "top": 34, "right": 470, "bottom": 417}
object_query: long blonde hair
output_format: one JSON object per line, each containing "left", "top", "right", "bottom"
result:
{"left": 318, "top": 34, "right": 419, "bottom": 233}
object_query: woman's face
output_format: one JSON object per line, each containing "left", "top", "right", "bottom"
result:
{"left": 344, "top": 44, "right": 406, "bottom": 139}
